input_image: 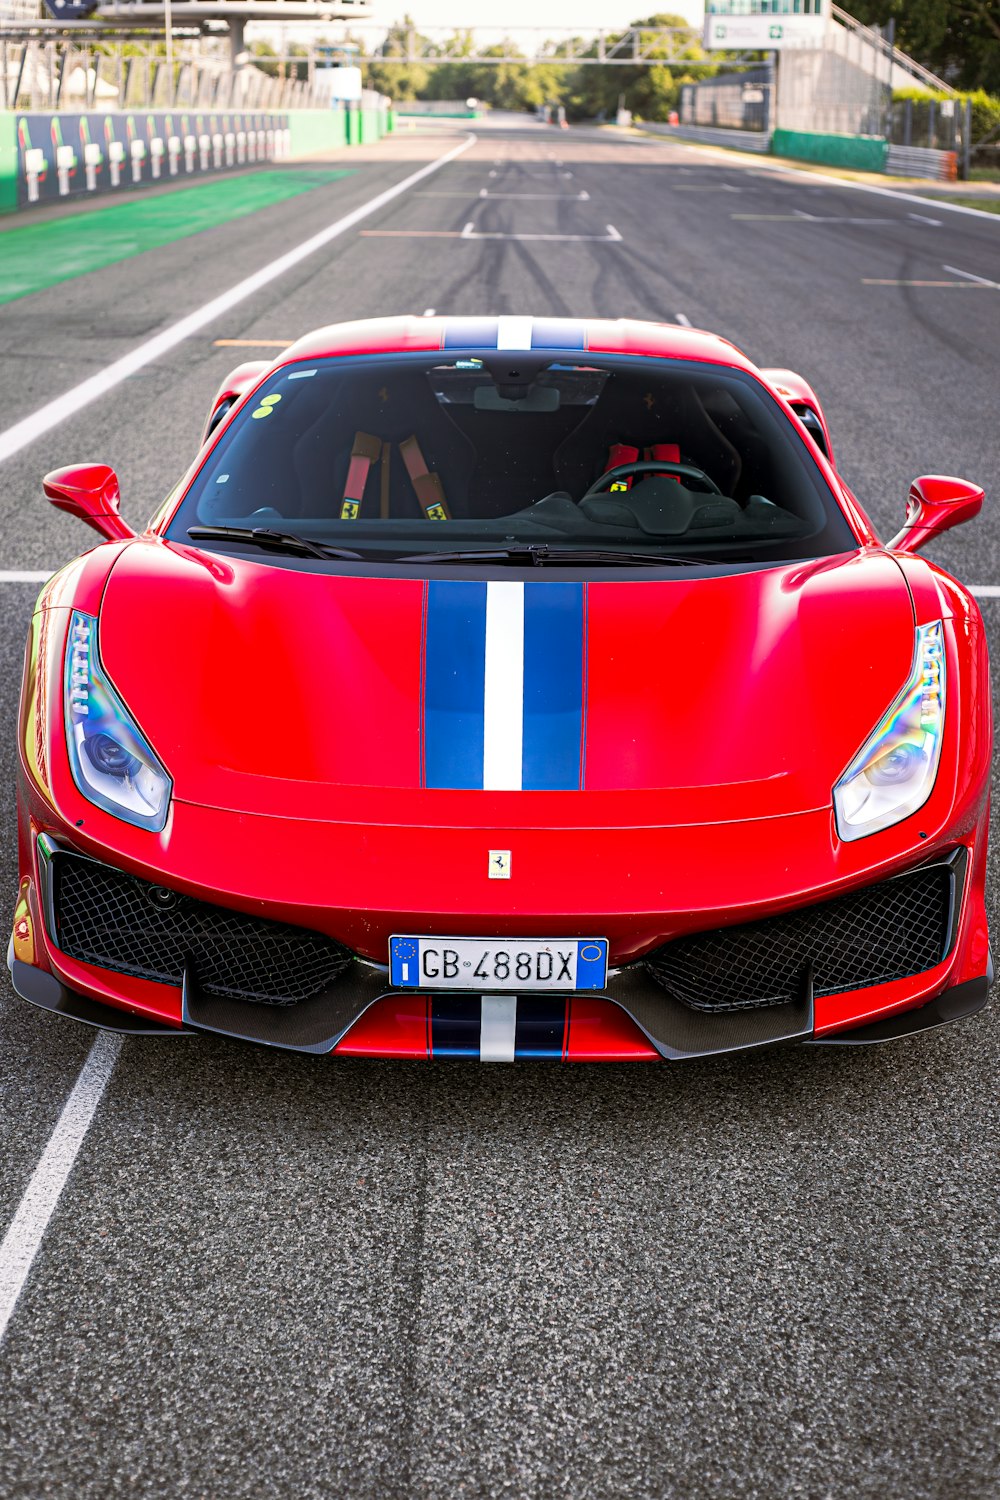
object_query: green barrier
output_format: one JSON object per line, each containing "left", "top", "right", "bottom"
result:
{"left": 0, "top": 113, "right": 18, "bottom": 213}
{"left": 285, "top": 109, "right": 348, "bottom": 156}
{"left": 771, "top": 129, "right": 888, "bottom": 173}
{"left": 360, "top": 108, "right": 380, "bottom": 146}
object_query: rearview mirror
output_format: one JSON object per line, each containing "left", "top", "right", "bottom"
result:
{"left": 887, "top": 474, "right": 984, "bottom": 555}
{"left": 43, "top": 464, "right": 136, "bottom": 542}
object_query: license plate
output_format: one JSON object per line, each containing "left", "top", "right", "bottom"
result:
{"left": 389, "top": 936, "right": 608, "bottom": 991}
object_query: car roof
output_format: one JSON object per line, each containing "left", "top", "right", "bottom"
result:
{"left": 275, "top": 316, "right": 760, "bottom": 376}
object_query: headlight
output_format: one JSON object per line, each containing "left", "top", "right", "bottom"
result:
{"left": 64, "top": 611, "right": 172, "bottom": 830}
{"left": 834, "top": 620, "right": 945, "bottom": 842}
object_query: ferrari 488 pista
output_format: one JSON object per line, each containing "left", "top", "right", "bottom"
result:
{"left": 9, "top": 316, "right": 992, "bottom": 1061}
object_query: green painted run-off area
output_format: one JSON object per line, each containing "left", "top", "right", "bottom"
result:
{"left": 0, "top": 167, "right": 353, "bottom": 305}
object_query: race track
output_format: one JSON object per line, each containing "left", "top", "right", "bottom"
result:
{"left": 0, "top": 118, "right": 998, "bottom": 1499}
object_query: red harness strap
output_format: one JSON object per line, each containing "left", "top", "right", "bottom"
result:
{"left": 646, "top": 442, "right": 682, "bottom": 482}
{"left": 646, "top": 442, "right": 680, "bottom": 465}
{"left": 605, "top": 443, "right": 639, "bottom": 492}
{"left": 400, "top": 434, "right": 450, "bottom": 520}
{"left": 340, "top": 432, "right": 382, "bottom": 520}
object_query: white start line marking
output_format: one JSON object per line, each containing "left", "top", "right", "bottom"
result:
{"left": 459, "top": 221, "right": 622, "bottom": 242}
{"left": 675, "top": 313, "right": 693, "bottom": 327}
{"left": 0, "top": 1032, "right": 123, "bottom": 1347}
{"left": 0, "top": 133, "right": 477, "bottom": 468}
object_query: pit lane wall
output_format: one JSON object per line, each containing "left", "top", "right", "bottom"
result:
{"left": 0, "top": 104, "right": 393, "bottom": 212}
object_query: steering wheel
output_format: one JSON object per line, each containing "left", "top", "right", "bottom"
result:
{"left": 581, "top": 459, "right": 723, "bottom": 501}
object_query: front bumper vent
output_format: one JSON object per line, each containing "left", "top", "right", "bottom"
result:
{"left": 645, "top": 856, "right": 960, "bottom": 1013}
{"left": 50, "top": 852, "right": 353, "bottom": 1006}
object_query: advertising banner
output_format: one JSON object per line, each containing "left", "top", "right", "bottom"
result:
{"left": 16, "top": 110, "right": 290, "bottom": 207}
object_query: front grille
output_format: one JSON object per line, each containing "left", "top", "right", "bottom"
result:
{"left": 645, "top": 861, "right": 955, "bottom": 1013}
{"left": 52, "top": 854, "right": 353, "bottom": 1006}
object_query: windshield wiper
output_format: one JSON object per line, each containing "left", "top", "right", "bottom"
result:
{"left": 187, "top": 525, "right": 364, "bottom": 561}
{"left": 396, "top": 544, "right": 706, "bottom": 567}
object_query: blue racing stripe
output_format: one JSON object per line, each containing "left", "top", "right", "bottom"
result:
{"left": 431, "top": 996, "right": 481, "bottom": 1057}
{"left": 522, "top": 583, "right": 585, "bottom": 791}
{"left": 531, "top": 319, "right": 587, "bottom": 351}
{"left": 514, "top": 996, "right": 567, "bottom": 1059}
{"left": 443, "top": 318, "right": 499, "bottom": 350}
{"left": 424, "top": 581, "right": 487, "bottom": 789}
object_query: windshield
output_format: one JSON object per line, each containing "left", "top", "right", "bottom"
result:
{"left": 170, "top": 352, "right": 856, "bottom": 563}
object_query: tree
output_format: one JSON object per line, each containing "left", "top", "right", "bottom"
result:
{"left": 567, "top": 13, "right": 710, "bottom": 122}
{"left": 849, "top": 0, "right": 1000, "bottom": 93}
{"left": 362, "top": 17, "right": 432, "bottom": 101}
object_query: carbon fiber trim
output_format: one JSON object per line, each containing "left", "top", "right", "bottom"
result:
{"left": 181, "top": 963, "right": 387, "bottom": 1053}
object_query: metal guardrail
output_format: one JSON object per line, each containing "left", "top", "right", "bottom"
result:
{"left": 886, "top": 143, "right": 958, "bottom": 181}
{"left": 639, "top": 121, "right": 772, "bottom": 153}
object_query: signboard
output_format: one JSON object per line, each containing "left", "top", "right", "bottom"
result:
{"left": 703, "top": 14, "right": 827, "bottom": 50}
{"left": 326, "top": 65, "right": 363, "bottom": 102}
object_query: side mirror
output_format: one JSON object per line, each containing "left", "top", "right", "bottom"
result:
{"left": 43, "top": 464, "right": 137, "bottom": 542}
{"left": 887, "top": 474, "right": 984, "bottom": 555}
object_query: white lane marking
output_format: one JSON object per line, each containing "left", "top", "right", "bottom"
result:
{"left": 497, "top": 315, "right": 533, "bottom": 349}
{"left": 0, "top": 1032, "right": 122, "bottom": 1346}
{"left": 675, "top": 312, "right": 692, "bottom": 327}
{"left": 908, "top": 212, "right": 942, "bottom": 225}
{"left": 489, "top": 169, "right": 498, "bottom": 178}
{"left": 0, "top": 570, "right": 52, "bottom": 582}
{"left": 971, "top": 585, "right": 1000, "bottom": 597}
{"left": 0, "top": 134, "right": 476, "bottom": 468}
{"left": 943, "top": 263, "right": 1000, "bottom": 289}
{"left": 422, "top": 307, "right": 436, "bottom": 316}
{"left": 480, "top": 996, "right": 517, "bottom": 1062}
{"left": 479, "top": 187, "right": 488, "bottom": 197}
{"left": 734, "top": 212, "right": 896, "bottom": 223}
{"left": 483, "top": 580, "right": 524, "bottom": 791}
{"left": 681, "top": 143, "right": 1000, "bottom": 224}
{"left": 459, "top": 223, "right": 622, "bottom": 242}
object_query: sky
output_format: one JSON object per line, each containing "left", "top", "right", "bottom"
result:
{"left": 253, "top": 0, "right": 706, "bottom": 55}
{"left": 360, "top": 0, "right": 703, "bottom": 38}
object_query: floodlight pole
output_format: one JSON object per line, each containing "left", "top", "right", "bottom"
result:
{"left": 164, "top": 0, "right": 173, "bottom": 100}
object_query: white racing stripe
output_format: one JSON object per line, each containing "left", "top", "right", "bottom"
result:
{"left": 483, "top": 580, "right": 524, "bottom": 791}
{"left": 0, "top": 133, "right": 476, "bottom": 468}
{"left": 497, "top": 316, "right": 534, "bottom": 350}
{"left": 480, "top": 996, "right": 517, "bottom": 1062}
{"left": 0, "top": 1032, "right": 122, "bottom": 1346}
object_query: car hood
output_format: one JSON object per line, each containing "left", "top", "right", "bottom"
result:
{"left": 96, "top": 542, "right": 915, "bottom": 826}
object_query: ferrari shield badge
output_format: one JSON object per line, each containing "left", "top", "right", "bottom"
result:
{"left": 489, "top": 850, "right": 511, "bottom": 879}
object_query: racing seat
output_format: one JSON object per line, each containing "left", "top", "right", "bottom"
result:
{"left": 552, "top": 381, "right": 743, "bottom": 501}
{"left": 289, "top": 370, "right": 477, "bottom": 522}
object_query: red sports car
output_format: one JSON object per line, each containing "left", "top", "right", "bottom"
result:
{"left": 9, "top": 316, "right": 992, "bottom": 1061}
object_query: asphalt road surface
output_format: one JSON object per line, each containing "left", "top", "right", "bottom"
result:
{"left": 0, "top": 119, "right": 998, "bottom": 1500}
